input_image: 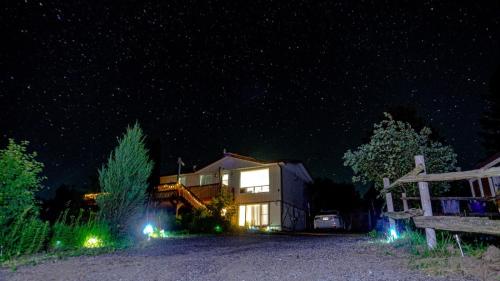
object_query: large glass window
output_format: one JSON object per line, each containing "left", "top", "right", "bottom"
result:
{"left": 238, "top": 203, "right": 269, "bottom": 227}
{"left": 240, "top": 168, "right": 270, "bottom": 193}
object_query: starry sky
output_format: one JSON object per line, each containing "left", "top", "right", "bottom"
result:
{"left": 1, "top": 1, "right": 499, "bottom": 197}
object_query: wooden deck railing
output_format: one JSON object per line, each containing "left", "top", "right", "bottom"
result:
{"left": 155, "top": 183, "right": 207, "bottom": 209}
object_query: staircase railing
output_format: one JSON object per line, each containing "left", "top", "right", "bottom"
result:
{"left": 156, "top": 183, "right": 206, "bottom": 209}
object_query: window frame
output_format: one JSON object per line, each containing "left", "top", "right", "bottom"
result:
{"left": 239, "top": 168, "right": 270, "bottom": 194}
{"left": 238, "top": 203, "right": 270, "bottom": 227}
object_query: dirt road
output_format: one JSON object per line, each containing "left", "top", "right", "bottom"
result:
{"left": 0, "top": 234, "right": 476, "bottom": 281}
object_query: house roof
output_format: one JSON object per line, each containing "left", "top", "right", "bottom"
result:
{"left": 160, "top": 151, "right": 312, "bottom": 181}
{"left": 475, "top": 152, "right": 500, "bottom": 169}
{"left": 222, "top": 152, "right": 274, "bottom": 164}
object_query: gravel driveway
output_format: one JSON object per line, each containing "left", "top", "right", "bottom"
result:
{"left": 0, "top": 234, "right": 476, "bottom": 281}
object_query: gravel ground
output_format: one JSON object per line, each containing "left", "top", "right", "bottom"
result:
{"left": 0, "top": 233, "right": 476, "bottom": 281}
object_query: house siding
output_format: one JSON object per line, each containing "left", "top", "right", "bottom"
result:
{"left": 158, "top": 154, "right": 312, "bottom": 231}
{"left": 280, "top": 164, "right": 309, "bottom": 230}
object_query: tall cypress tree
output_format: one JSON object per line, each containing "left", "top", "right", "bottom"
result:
{"left": 97, "top": 123, "right": 153, "bottom": 235}
{"left": 480, "top": 66, "right": 500, "bottom": 155}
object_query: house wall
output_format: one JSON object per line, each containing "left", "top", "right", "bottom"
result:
{"left": 233, "top": 164, "right": 281, "bottom": 204}
{"left": 233, "top": 164, "right": 282, "bottom": 228}
{"left": 493, "top": 176, "right": 500, "bottom": 193}
{"left": 269, "top": 201, "right": 281, "bottom": 229}
{"left": 280, "top": 163, "right": 310, "bottom": 230}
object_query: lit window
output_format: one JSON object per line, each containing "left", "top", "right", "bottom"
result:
{"left": 179, "top": 176, "right": 187, "bottom": 186}
{"left": 222, "top": 173, "right": 229, "bottom": 186}
{"left": 261, "top": 204, "right": 269, "bottom": 226}
{"left": 239, "top": 205, "right": 245, "bottom": 226}
{"left": 200, "top": 174, "right": 214, "bottom": 185}
{"left": 238, "top": 203, "right": 269, "bottom": 227}
{"left": 240, "top": 168, "right": 269, "bottom": 193}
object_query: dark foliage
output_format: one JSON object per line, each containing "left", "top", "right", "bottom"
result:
{"left": 308, "top": 178, "right": 362, "bottom": 215}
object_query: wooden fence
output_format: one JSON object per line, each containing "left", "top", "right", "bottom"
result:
{"left": 383, "top": 155, "right": 500, "bottom": 249}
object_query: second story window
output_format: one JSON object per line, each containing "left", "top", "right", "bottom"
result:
{"left": 240, "top": 168, "right": 270, "bottom": 193}
{"left": 200, "top": 174, "right": 215, "bottom": 186}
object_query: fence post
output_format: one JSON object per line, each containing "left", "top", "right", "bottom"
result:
{"left": 402, "top": 192, "right": 409, "bottom": 211}
{"left": 415, "top": 155, "right": 436, "bottom": 249}
{"left": 383, "top": 178, "right": 396, "bottom": 231}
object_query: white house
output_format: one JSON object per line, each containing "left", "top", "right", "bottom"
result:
{"left": 468, "top": 152, "right": 500, "bottom": 197}
{"left": 158, "top": 152, "right": 313, "bottom": 231}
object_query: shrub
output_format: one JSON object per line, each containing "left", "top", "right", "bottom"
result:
{"left": 0, "top": 139, "right": 44, "bottom": 238}
{"left": 180, "top": 190, "right": 236, "bottom": 234}
{"left": 155, "top": 210, "right": 181, "bottom": 231}
{"left": 97, "top": 123, "right": 153, "bottom": 236}
{"left": 0, "top": 207, "right": 49, "bottom": 261}
{"left": 0, "top": 140, "right": 48, "bottom": 261}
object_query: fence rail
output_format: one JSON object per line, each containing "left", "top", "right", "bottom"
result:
{"left": 383, "top": 155, "right": 500, "bottom": 249}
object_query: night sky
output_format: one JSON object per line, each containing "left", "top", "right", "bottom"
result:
{"left": 1, "top": 1, "right": 499, "bottom": 197}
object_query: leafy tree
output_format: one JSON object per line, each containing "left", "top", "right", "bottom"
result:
{"left": 0, "top": 139, "right": 44, "bottom": 229}
{"left": 97, "top": 123, "right": 153, "bottom": 235}
{"left": 480, "top": 65, "right": 500, "bottom": 154}
{"left": 343, "top": 113, "right": 457, "bottom": 195}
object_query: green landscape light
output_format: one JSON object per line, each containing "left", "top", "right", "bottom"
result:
{"left": 83, "top": 236, "right": 103, "bottom": 248}
{"left": 214, "top": 225, "right": 223, "bottom": 233}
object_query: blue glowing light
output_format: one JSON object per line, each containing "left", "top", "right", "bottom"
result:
{"left": 387, "top": 227, "right": 398, "bottom": 242}
{"left": 143, "top": 224, "right": 154, "bottom": 235}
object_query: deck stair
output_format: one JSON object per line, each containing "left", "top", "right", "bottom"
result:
{"left": 155, "top": 183, "right": 206, "bottom": 209}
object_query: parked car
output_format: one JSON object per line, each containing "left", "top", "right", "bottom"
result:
{"left": 313, "top": 210, "right": 345, "bottom": 230}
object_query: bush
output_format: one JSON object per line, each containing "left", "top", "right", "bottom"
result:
{"left": 0, "top": 140, "right": 47, "bottom": 261}
{"left": 0, "top": 207, "right": 49, "bottom": 261}
{"left": 155, "top": 210, "right": 181, "bottom": 231}
{"left": 178, "top": 190, "right": 236, "bottom": 234}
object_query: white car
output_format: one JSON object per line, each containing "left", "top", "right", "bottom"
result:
{"left": 313, "top": 211, "right": 345, "bottom": 230}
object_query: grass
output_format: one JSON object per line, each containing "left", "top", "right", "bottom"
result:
{"left": 1, "top": 209, "right": 128, "bottom": 269}
{"left": 370, "top": 228, "right": 496, "bottom": 277}
{"left": 0, "top": 208, "right": 50, "bottom": 262}
{"left": 50, "top": 209, "right": 115, "bottom": 251}
{"left": 387, "top": 229, "right": 489, "bottom": 258}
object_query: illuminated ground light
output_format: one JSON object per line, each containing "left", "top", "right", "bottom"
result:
{"left": 83, "top": 236, "right": 103, "bottom": 248}
{"left": 54, "top": 240, "right": 63, "bottom": 248}
{"left": 143, "top": 224, "right": 154, "bottom": 236}
{"left": 387, "top": 227, "right": 399, "bottom": 243}
{"left": 214, "top": 225, "right": 223, "bottom": 233}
